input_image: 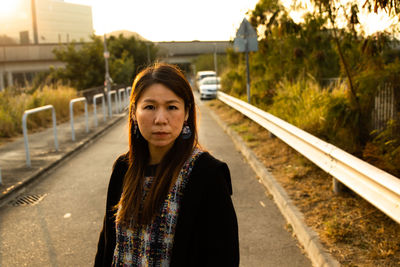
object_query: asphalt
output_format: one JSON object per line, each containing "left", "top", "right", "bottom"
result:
{"left": 0, "top": 105, "right": 126, "bottom": 204}
{"left": 0, "top": 92, "right": 339, "bottom": 266}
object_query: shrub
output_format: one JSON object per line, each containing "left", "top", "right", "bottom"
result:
{"left": 0, "top": 86, "right": 79, "bottom": 138}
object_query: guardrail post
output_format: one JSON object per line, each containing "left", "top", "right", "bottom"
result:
{"left": 22, "top": 105, "right": 58, "bottom": 167}
{"left": 118, "top": 88, "right": 125, "bottom": 112}
{"left": 102, "top": 94, "right": 106, "bottom": 121}
{"left": 126, "top": 86, "right": 131, "bottom": 106}
{"left": 107, "top": 90, "right": 117, "bottom": 117}
{"left": 125, "top": 87, "right": 129, "bottom": 107}
{"left": 93, "top": 93, "right": 106, "bottom": 127}
{"left": 332, "top": 178, "right": 344, "bottom": 194}
{"left": 69, "top": 97, "right": 88, "bottom": 141}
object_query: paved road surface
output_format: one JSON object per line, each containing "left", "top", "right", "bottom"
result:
{"left": 0, "top": 95, "right": 311, "bottom": 266}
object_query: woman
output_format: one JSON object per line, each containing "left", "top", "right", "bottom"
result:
{"left": 95, "top": 63, "right": 239, "bottom": 266}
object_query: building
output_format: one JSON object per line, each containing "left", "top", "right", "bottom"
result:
{"left": 0, "top": 0, "right": 93, "bottom": 45}
{"left": 0, "top": 0, "right": 93, "bottom": 90}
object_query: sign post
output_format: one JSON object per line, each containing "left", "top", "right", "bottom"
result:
{"left": 234, "top": 18, "right": 258, "bottom": 103}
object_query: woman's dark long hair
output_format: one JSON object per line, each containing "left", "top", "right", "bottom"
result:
{"left": 115, "top": 63, "right": 198, "bottom": 226}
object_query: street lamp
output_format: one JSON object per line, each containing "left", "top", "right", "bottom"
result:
{"left": 103, "top": 34, "right": 111, "bottom": 93}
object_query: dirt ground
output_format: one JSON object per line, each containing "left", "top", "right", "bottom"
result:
{"left": 206, "top": 99, "right": 400, "bottom": 267}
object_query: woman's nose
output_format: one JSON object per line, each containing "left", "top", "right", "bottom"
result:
{"left": 154, "top": 109, "right": 168, "bottom": 124}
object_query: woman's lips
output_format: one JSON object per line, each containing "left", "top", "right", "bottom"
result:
{"left": 153, "top": 132, "right": 169, "bottom": 137}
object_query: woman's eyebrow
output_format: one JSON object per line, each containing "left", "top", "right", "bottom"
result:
{"left": 141, "top": 99, "right": 182, "bottom": 104}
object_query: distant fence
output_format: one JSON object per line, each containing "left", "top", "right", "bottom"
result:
{"left": 21, "top": 86, "right": 130, "bottom": 167}
{"left": 372, "top": 83, "right": 397, "bottom": 131}
{"left": 79, "top": 84, "right": 129, "bottom": 104}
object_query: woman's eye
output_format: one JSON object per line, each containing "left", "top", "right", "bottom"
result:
{"left": 144, "top": 105, "right": 155, "bottom": 110}
{"left": 168, "top": 105, "right": 178, "bottom": 110}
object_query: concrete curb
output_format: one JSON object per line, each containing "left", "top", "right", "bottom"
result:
{"left": 208, "top": 109, "right": 340, "bottom": 267}
{"left": 0, "top": 113, "right": 127, "bottom": 205}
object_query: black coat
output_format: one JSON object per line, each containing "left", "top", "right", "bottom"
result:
{"left": 94, "top": 152, "right": 240, "bottom": 267}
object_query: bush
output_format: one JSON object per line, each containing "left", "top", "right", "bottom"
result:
{"left": 0, "top": 86, "right": 79, "bottom": 138}
{"left": 267, "top": 79, "right": 332, "bottom": 136}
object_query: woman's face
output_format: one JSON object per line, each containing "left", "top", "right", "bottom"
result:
{"left": 134, "top": 83, "right": 188, "bottom": 158}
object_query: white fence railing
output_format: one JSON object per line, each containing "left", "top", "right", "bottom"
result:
{"left": 22, "top": 105, "right": 59, "bottom": 167}
{"left": 217, "top": 91, "right": 400, "bottom": 224}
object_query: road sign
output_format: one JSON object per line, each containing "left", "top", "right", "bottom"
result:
{"left": 233, "top": 18, "right": 259, "bottom": 104}
{"left": 234, "top": 18, "right": 258, "bottom": 52}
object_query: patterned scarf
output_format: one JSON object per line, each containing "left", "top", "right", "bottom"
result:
{"left": 112, "top": 148, "right": 203, "bottom": 266}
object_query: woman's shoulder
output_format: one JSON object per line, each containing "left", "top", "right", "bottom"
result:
{"left": 112, "top": 152, "right": 129, "bottom": 170}
{"left": 192, "top": 151, "right": 233, "bottom": 195}
{"left": 108, "top": 152, "right": 129, "bottom": 187}
{"left": 195, "top": 151, "right": 226, "bottom": 168}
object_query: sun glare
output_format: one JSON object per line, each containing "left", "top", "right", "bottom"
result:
{"left": 0, "top": 0, "right": 22, "bottom": 17}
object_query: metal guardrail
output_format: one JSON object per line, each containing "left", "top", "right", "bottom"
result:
{"left": 69, "top": 97, "right": 88, "bottom": 141}
{"left": 118, "top": 88, "right": 126, "bottom": 112}
{"left": 107, "top": 90, "right": 117, "bottom": 118}
{"left": 217, "top": 91, "right": 400, "bottom": 224}
{"left": 93, "top": 93, "right": 106, "bottom": 127}
{"left": 22, "top": 105, "right": 59, "bottom": 167}
{"left": 126, "top": 86, "right": 132, "bottom": 106}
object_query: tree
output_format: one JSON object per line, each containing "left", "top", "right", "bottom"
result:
{"left": 51, "top": 34, "right": 158, "bottom": 90}
{"left": 53, "top": 35, "right": 105, "bottom": 90}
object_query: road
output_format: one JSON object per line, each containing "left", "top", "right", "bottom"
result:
{"left": 0, "top": 95, "right": 311, "bottom": 266}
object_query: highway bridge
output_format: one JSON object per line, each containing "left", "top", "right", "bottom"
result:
{"left": 0, "top": 41, "right": 231, "bottom": 91}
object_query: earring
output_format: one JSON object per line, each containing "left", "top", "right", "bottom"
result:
{"left": 181, "top": 121, "right": 192, "bottom": 140}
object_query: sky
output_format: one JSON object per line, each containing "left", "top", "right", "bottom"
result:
{"left": 66, "top": 0, "right": 399, "bottom": 41}
{"left": 64, "top": 0, "right": 260, "bottom": 41}
{"left": 0, "top": 0, "right": 397, "bottom": 42}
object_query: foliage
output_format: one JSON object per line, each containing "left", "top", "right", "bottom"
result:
{"left": 222, "top": 2, "right": 340, "bottom": 103}
{"left": 363, "top": 120, "right": 400, "bottom": 177}
{"left": 47, "top": 34, "right": 158, "bottom": 90}
{"left": 52, "top": 35, "right": 105, "bottom": 90}
{"left": 268, "top": 79, "right": 332, "bottom": 135}
{"left": 0, "top": 86, "right": 79, "bottom": 138}
{"left": 220, "top": 0, "right": 400, "bottom": 175}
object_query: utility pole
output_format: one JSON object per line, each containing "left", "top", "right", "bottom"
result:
{"left": 103, "top": 34, "right": 111, "bottom": 92}
{"left": 31, "top": 0, "right": 38, "bottom": 44}
{"left": 103, "top": 34, "right": 112, "bottom": 117}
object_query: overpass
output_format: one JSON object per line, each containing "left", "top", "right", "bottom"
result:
{"left": 0, "top": 41, "right": 232, "bottom": 91}
{"left": 155, "top": 41, "right": 231, "bottom": 64}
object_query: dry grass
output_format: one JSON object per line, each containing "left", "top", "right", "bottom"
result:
{"left": 207, "top": 99, "right": 400, "bottom": 267}
{"left": 0, "top": 85, "right": 86, "bottom": 142}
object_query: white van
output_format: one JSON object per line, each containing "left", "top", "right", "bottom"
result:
{"left": 195, "top": 70, "right": 216, "bottom": 89}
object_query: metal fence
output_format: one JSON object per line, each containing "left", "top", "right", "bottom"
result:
{"left": 372, "top": 83, "right": 397, "bottom": 131}
{"left": 217, "top": 91, "right": 400, "bottom": 224}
